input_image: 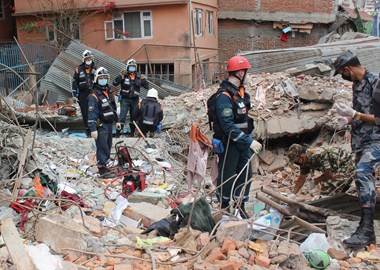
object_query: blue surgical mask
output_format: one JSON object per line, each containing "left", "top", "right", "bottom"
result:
{"left": 128, "top": 66, "right": 136, "bottom": 72}
{"left": 98, "top": 79, "right": 108, "bottom": 86}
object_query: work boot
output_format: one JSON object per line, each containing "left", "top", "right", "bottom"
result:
{"left": 343, "top": 208, "right": 376, "bottom": 248}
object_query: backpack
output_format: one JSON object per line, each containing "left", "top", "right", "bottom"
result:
{"left": 206, "top": 89, "right": 231, "bottom": 131}
{"left": 141, "top": 100, "right": 160, "bottom": 126}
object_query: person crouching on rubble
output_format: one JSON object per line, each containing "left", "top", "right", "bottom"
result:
{"left": 287, "top": 143, "right": 354, "bottom": 195}
{"left": 88, "top": 67, "right": 118, "bottom": 177}
{"left": 211, "top": 55, "right": 262, "bottom": 219}
{"left": 332, "top": 50, "right": 380, "bottom": 248}
{"left": 133, "top": 88, "right": 163, "bottom": 136}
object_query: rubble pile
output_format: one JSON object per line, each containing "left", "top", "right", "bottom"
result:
{"left": 1, "top": 68, "right": 379, "bottom": 270}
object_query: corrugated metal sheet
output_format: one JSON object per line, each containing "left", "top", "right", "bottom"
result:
{"left": 240, "top": 36, "right": 380, "bottom": 74}
{"left": 40, "top": 42, "right": 190, "bottom": 102}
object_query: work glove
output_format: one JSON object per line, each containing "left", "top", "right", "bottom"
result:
{"left": 250, "top": 140, "right": 262, "bottom": 154}
{"left": 116, "top": 123, "right": 122, "bottom": 130}
{"left": 156, "top": 123, "right": 162, "bottom": 133}
{"left": 335, "top": 103, "right": 356, "bottom": 118}
{"left": 335, "top": 117, "right": 349, "bottom": 129}
{"left": 118, "top": 95, "right": 122, "bottom": 102}
{"left": 91, "top": 131, "right": 98, "bottom": 140}
{"left": 72, "top": 89, "right": 79, "bottom": 98}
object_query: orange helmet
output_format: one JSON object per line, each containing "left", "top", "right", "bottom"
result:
{"left": 227, "top": 56, "right": 251, "bottom": 72}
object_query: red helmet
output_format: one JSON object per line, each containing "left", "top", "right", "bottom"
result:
{"left": 227, "top": 56, "right": 251, "bottom": 72}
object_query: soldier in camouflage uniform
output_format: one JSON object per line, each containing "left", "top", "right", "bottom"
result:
{"left": 287, "top": 144, "right": 355, "bottom": 195}
{"left": 333, "top": 50, "right": 380, "bottom": 248}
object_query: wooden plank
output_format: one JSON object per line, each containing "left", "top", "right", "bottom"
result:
{"left": 13, "top": 129, "right": 32, "bottom": 197}
{"left": 1, "top": 218, "right": 35, "bottom": 270}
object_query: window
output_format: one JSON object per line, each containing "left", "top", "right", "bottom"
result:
{"left": 139, "top": 63, "right": 174, "bottom": 82}
{"left": 194, "top": 9, "right": 202, "bottom": 36}
{"left": 207, "top": 11, "right": 214, "bottom": 35}
{"left": 46, "top": 18, "right": 80, "bottom": 42}
{"left": 104, "top": 11, "right": 152, "bottom": 40}
{"left": 46, "top": 23, "right": 57, "bottom": 42}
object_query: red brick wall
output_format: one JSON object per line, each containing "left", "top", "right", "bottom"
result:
{"left": 218, "top": 0, "right": 257, "bottom": 11}
{"left": 219, "top": 20, "right": 326, "bottom": 60}
{"left": 260, "top": 0, "right": 334, "bottom": 13}
{"left": 218, "top": 0, "right": 335, "bottom": 14}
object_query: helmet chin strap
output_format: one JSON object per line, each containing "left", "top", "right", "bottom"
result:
{"left": 232, "top": 70, "right": 246, "bottom": 87}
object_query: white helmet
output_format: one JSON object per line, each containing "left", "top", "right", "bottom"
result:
{"left": 147, "top": 88, "right": 158, "bottom": 100}
{"left": 82, "top": 50, "right": 94, "bottom": 62}
{"left": 93, "top": 67, "right": 109, "bottom": 83}
{"left": 126, "top": 58, "right": 137, "bottom": 72}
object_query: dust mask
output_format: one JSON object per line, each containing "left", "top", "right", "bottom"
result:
{"left": 98, "top": 79, "right": 108, "bottom": 86}
{"left": 85, "top": 60, "right": 92, "bottom": 66}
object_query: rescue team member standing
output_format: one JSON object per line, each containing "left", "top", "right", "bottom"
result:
{"left": 88, "top": 67, "right": 118, "bottom": 176}
{"left": 113, "top": 59, "right": 149, "bottom": 137}
{"left": 333, "top": 50, "right": 380, "bottom": 248}
{"left": 72, "top": 50, "right": 97, "bottom": 137}
{"left": 287, "top": 144, "right": 354, "bottom": 194}
{"left": 133, "top": 88, "right": 163, "bottom": 136}
{"left": 213, "top": 56, "right": 262, "bottom": 219}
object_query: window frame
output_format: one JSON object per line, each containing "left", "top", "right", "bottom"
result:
{"left": 207, "top": 10, "right": 214, "bottom": 35}
{"left": 194, "top": 8, "right": 202, "bottom": 36}
{"left": 104, "top": 10, "right": 153, "bottom": 40}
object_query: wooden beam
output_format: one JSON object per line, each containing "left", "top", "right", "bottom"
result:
{"left": 1, "top": 218, "right": 36, "bottom": 270}
{"left": 13, "top": 129, "right": 32, "bottom": 197}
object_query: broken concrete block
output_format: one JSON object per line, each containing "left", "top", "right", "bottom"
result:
{"left": 35, "top": 214, "right": 97, "bottom": 255}
{"left": 266, "top": 112, "right": 325, "bottom": 139}
{"left": 73, "top": 214, "right": 103, "bottom": 236}
{"left": 128, "top": 191, "right": 167, "bottom": 205}
{"left": 215, "top": 220, "right": 249, "bottom": 243}
{"left": 123, "top": 202, "right": 171, "bottom": 227}
{"left": 270, "top": 254, "right": 288, "bottom": 264}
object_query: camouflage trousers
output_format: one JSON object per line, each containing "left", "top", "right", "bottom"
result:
{"left": 355, "top": 144, "right": 380, "bottom": 210}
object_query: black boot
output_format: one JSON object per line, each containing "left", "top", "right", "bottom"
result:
{"left": 343, "top": 208, "right": 376, "bottom": 248}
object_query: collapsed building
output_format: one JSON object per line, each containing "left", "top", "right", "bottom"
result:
{"left": 1, "top": 35, "right": 380, "bottom": 270}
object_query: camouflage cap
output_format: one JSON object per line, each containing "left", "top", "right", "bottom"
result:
{"left": 287, "top": 144, "right": 303, "bottom": 164}
{"left": 333, "top": 50, "right": 360, "bottom": 76}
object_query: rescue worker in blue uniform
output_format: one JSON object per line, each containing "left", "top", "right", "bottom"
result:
{"left": 133, "top": 88, "right": 163, "bottom": 136}
{"left": 88, "top": 67, "right": 118, "bottom": 176}
{"left": 213, "top": 56, "right": 262, "bottom": 219}
{"left": 72, "top": 50, "right": 97, "bottom": 137}
{"left": 333, "top": 50, "right": 380, "bottom": 248}
{"left": 114, "top": 59, "right": 149, "bottom": 137}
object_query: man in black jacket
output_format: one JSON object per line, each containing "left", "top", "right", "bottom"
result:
{"left": 72, "top": 50, "right": 97, "bottom": 137}
{"left": 113, "top": 59, "right": 149, "bottom": 137}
